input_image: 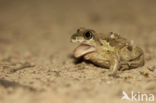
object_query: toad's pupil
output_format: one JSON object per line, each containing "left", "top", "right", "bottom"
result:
{"left": 85, "top": 32, "right": 91, "bottom": 38}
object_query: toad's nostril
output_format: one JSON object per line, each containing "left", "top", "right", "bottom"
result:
{"left": 77, "top": 29, "right": 80, "bottom": 32}
{"left": 71, "top": 35, "right": 76, "bottom": 40}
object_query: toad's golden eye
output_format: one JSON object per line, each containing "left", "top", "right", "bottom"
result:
{"left": 83, "top": 31, "right": 93, "bottom": 40}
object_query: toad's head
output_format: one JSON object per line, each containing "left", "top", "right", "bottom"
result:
{"left": 71, "top": 28, "right": 100, "bottom": 58}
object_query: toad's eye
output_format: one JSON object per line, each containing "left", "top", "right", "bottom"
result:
{"left": 83, "top": 31, "right": 93, "bottom": 40}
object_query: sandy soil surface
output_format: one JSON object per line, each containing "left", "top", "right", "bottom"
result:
{"left": 0, "top": 0, "right": 156, "bottom": 103}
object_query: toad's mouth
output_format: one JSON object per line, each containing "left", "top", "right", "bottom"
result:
{"left": 73, "top": 44, "right": 96, "bottom": 58}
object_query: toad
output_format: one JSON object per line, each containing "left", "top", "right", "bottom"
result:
{"left": 71, "top": 28, "right": 144, "bottom": 74}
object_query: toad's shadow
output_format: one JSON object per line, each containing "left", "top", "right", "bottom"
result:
{"left": 68, "top": 54, "right": 84, "bottom": 64}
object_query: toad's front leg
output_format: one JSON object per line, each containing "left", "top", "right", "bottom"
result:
{"left": 84, "top": 52, "right": 120, "bottom": 74}
{"left": 109, "top": 56, "right": 120, "bottom": 75}
{"left": 84, "top": 52, "right": 110, "bottom": 68}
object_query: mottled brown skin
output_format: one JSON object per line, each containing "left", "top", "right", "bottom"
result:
{"left": 71, "top": 28, "right": 144, "bottom": 74}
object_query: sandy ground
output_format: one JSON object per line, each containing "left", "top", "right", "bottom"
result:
{"left": 0, "top": 0, "right": 156, "bottom": 103}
